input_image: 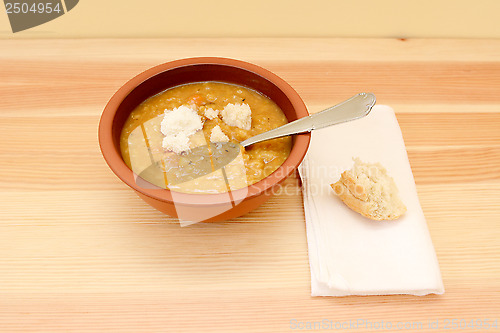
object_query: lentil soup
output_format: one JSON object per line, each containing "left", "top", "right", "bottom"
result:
{"left": 120, "top": 81, "right": 292, "bottom": 193}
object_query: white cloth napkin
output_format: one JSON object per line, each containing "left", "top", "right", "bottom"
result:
{"left": 298, "top": 105, "right": 444, "bottom": 296}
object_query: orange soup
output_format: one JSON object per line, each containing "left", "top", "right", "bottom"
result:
{"left": 120, "top": 82, "right": 291, "bottom": 193}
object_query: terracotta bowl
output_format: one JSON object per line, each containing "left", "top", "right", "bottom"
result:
{"left": 98, "top": 57, "right": 310, "bottom": 222}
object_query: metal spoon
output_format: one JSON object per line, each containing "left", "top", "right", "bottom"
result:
{"left": 240, "top": 92, "right": 375, "bottom": 147}
{"left": 138, "top": 93, "right": 376, "bottom": 188}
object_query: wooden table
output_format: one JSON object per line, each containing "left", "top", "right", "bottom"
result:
{"left": 0, "top": 39, "right": 499, "bottom": 332}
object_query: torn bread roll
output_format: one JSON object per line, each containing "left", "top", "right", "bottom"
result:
{"left": 331, "top": 158, "right": 407, "bottom": 220}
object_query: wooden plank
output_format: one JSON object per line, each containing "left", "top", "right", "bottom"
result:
{"left": 1, "top": 39, "right": 500, "bottom": 62}
{"left": 2, "top": 60, "right": 500, "bottom": 111}
{"left": 0, "top": 38, "right": 499, "bottom": 332}
{"left": 1, "top": 114, "right": 499, "bottom": 189}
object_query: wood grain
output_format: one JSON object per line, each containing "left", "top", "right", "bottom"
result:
{"left": 0, "top": 39, "right": 499, "bottom": 332}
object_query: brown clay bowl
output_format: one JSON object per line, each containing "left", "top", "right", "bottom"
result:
{"left": 98, "top": 57, "right": 310, "bottom": 222}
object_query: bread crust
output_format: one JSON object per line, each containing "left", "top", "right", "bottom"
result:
{"left": 331, "top": 160, "right": 406, "bottom": 221}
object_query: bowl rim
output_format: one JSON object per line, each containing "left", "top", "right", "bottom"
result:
{"left": 98, "top": 57, "right": 311, "bottom": 206}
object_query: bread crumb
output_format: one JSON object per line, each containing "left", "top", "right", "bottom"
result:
{"left": 210, "top": 125, "right": 229, "bottom": 142}
{"left": 220, "top": 103, "right": 251, "bottom": 130}
{"left": 331, "top": 158, "right": 407, "bottom": 220}
{"left": 160, "top": 105, "right": 203, "bottom": 154}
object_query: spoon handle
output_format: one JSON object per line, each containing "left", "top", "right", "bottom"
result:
{"left": 240, "top": 92, "right": 376, "bottom": 147}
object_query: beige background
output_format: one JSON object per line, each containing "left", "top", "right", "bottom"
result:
{"left": 1, "top": 0, "right": 500, "bottom": 38}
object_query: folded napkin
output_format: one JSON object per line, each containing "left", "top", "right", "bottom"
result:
{"left": 298, "top": 105, "right": 444, "bottom": 296}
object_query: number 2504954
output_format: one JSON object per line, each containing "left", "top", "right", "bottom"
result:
{"left": 5, "top": 2, "right": 62, "bottom": 14}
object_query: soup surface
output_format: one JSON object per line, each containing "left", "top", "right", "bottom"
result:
{"left": 120, "top": 81, "right": 292, "bottom": 193}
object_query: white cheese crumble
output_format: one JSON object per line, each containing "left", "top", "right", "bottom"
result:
{"left": 160, "top": 105, "right": 203, "bottom": 154}
{"left": 161, "top": 134, "right": 190, "bottom": 154}
{"left": 220, "top": 103, "right": 252, "bottom": 130}
{"left": 210, "top": 125, "right": 229, "bottom": 142}
{"left": 204, "top": 107, "right": 219, "bottom": 120}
